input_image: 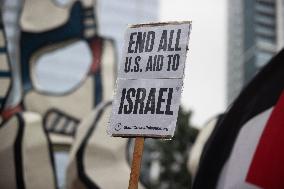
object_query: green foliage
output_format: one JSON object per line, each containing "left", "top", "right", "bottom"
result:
{"left": 141, "top": 107, "right": 199, "bottom": 189}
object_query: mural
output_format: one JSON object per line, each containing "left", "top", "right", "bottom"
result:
{"left": 0, "top": 8, "right": 57, "bottom": 189}
{"left": 0, "top": 0, "right": 147, "bottom": 188}
{"left": 0, "top": 12, "right": 12, "bottom": 114}
{"left": 20, "top": 0, "right": 116, "bottom": 139}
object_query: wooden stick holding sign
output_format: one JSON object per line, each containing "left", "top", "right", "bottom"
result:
{"left": 108, "top": 21, "right": 192, "bottom": 188}
{"left": 128, "top": 137, "right": 145, "bottom": 189}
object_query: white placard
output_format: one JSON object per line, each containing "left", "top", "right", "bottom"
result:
{"left": 108, "top": 22, "right": 191, "bottom": 138}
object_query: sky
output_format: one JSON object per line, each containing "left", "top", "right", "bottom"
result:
{"left": 159, "top": 0, "right": 227, "bottom": 127}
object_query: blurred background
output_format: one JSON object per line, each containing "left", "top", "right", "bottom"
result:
{"left": 0, "top": 0, "right": 283, "bottom": 188}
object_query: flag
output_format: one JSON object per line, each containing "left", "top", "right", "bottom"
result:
{"left": 188, "top": 114, "right": 224, "bottom": 179}
{"left": 192, "top": 49, "right": 284, "bottom": 189}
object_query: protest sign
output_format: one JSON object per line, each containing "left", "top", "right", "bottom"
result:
{"left": 108, "top": 21, "right": 191, "bottom": 138}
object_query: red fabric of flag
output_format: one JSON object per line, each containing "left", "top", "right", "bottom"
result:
{"left": 246, "top": 91, "right": 284, "bottom": 189}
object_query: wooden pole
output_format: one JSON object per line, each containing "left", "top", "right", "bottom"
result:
{"left": 128, "top": 137, "right": 145, "bottom": 189}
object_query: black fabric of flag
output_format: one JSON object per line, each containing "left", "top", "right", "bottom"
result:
{"left": 192, "top": 49, "right": 284, "bottom": 189}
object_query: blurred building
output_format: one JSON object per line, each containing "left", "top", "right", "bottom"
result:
{"left": 227, "top": 0, "right": 284, "bottom": 104}
{"left": 97, "top": 0, "right": 159, "bottom": 64}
